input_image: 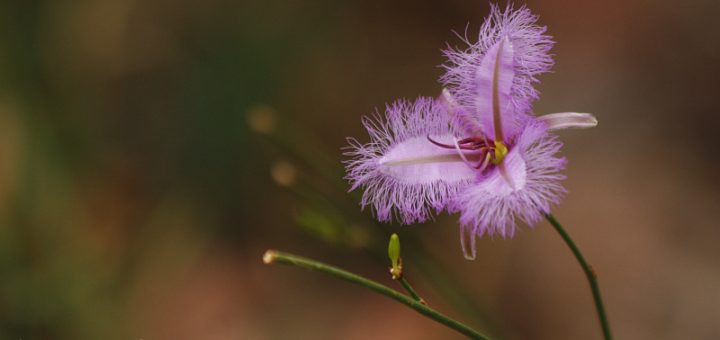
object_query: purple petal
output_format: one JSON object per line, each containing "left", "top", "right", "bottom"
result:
{"left": 344, "top": 97, "right": 475, "bottom": 224}
{"left": 441, "top": 4, "right": 555, "bottom": 136}
{"left": 378, "top": 135, "right": 476, "bottom": 183}
{"left": 449, "top": 121, "right": 567, "bottom": 257}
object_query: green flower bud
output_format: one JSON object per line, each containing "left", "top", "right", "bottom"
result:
{"left": 388, "top": 233, "right": 402, "bottom": 279}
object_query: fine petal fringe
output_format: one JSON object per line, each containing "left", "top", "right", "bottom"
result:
{"left": 441, "top": 4, "right": 554, "bottom": 122}
{"left": 343, "top": 97, "right": 474, "bottom": 224}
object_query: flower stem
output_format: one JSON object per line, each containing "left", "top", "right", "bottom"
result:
{"left": 263, "top": 250, "right": 491, "bottom": 340}
{"left": 398, "top": 276, "right": 426, "bottom": 305}
{"left": 544, "top": 213, "right": 612, "bottom": 340}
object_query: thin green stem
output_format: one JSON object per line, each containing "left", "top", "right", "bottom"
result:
{"left": 398, "top": 276, "right": 425, "bottom": 305}
{"left": 544, "top": 213, "right": 612, "bottom": 340}
{"left": 263, "top": 250, "right": 491, "bottom": 340}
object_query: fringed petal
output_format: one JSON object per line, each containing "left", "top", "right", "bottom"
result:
{"left": 344, "top": 97, "right": 475, "bottom": 224}
{"left": 441, "top": 4, "right": 555, "bottom": 136}
{"left": 451, "top": 121, "right": 567, "bottom": 256}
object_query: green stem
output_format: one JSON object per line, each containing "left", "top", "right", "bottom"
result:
{"left": 264, "top": 250, "right": 491, "bottom": 340}
{"left": 544, "top": 213, "right": 612, "bottom": 340}
{"left": 398, "top": 276, "right": 425, "bottom": 305}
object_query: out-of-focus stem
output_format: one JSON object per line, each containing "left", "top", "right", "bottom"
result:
{"left": 263, "top": 250, "right": 491, "bottom": 340}
{"left": 544, "top": 213, "right": 612, "bottom": 340}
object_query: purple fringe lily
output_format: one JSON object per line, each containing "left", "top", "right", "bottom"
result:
{"left": 344, "top": 4, "right": 597, "bottom": 259}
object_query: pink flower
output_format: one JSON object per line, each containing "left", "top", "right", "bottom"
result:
{"left": 344, "top": 4, "right": 597, "bottom": 259}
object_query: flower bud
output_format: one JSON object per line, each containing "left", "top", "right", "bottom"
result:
{"left": 388, "top": 233, "right": 402, "bottom": 279}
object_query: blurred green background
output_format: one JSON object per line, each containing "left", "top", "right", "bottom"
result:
{"left": 1, "top": 0, "right": 719, "bottom": 339}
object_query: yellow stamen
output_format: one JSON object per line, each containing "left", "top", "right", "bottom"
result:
{"left": 491, "top": 141, "right": 508, "bottom": 165}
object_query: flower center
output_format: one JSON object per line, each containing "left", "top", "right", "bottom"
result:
{"left": 427, "top": 135, "right": 510, "bottom": 172}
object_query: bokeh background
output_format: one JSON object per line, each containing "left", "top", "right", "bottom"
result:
{"left": 1, "top": 0, "right": 719, "bottom": 339}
